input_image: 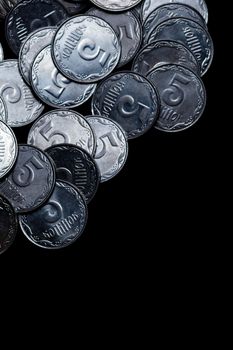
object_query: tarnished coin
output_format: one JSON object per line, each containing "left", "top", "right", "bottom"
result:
{"left": 27, "top": 110, "right": 96, "bottom": 155}
{"left": 0, "top": 60, "right": 44, "bottom": 127}
{"left": 87, "top": 116, "right": 128, "bottom": 182}
{"left": 90, "top": 0, "right": 143, "bottom": 12}
{"left": 57, "top": 0, "right": 88, "bottom": 15}
{"left": 46, "top": 144, "right": 100, "bottom": 203}
{"left": 31, "top": 45, "right": 96, "bottom": 108}
{"left": 52, "top": 15, "right": 121, "bottom": 83}
{"left": 19, "top": 26, "right": 56, "bottom": 85}
{"left": 87, "top": 8, "right": 142, "bottom": 67}
{"left": 0, "top": 42, "right": 3, "bottom": 61}
{"left": 0, "top": 144, "right": 55, "bottom": 213}
{"left": 92, "top": 72, "right": 159, "bottom": 139}
{"left": 5, "top": 0, "right": 69, "bottom": 55}
{"left": 147, "top": 64, "right": 206, "bottom": 132}
{"left": 19, "top": 180, "right": 88, "bottom": 249}
{"left": 132, "top": 40, "right": 200, "bottom": 76}
{"left": 0, "top": 120, "right": 18, "bottom": 179}
{"left": 0, "top": 195, "right": 18, "bottom": 255}
{"left": 0, "top": 96, "right": 7, "bottom": 123}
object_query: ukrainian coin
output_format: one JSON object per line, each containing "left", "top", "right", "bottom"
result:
{"left": 0, "top": 0, "right": 19, "bottom": 20}
{"left": 132, "top": 40, "right": 200, "bottom": 76}
{"left": 57, "top": 0, "right": 88, "bottom": 15}
{"left": 5, "top": 0, "right": 69, "bottom": 55}
{"left": 87, "top": 116, "right": 128, "bottom": 182}
{"left": 92, "top": 72, "right": 159, "bottom": 139}
{"left": 27, "top": 110, "right": 96, "bottom": 155}
{"left": 0, "top": 120, "right": 18, "bottom": 179}
{"left": 0, "top": 96, "right": 7, "bottom": 123}
{"left": 0, "top": 42, "right": 3, "bottom": 61}
{"left": 0, "top": 60, "right": 44, "bottom": 127}
{"left": 147, "top": 64, "right": 206, "bottom": 132}
{"left": 0, "top": 144, "right": 55, "bottom": 213}
{"left": 0, "top": 195, "right": 18, "bottom": 255}
{"left": 46, "top": 144, "right": 100, "bottom": 203}
{"left": 90, "top": 0, "right": 143, "bottom": 12}
{"left": 87, "top": 8, "right": 142, "bottom": 67}
{"left": 19, "top": 180, "right": 88, "bottom": 249}
{"left": 19, "top": 26, "right": 56, "bottom": 85}
{"left": 52, "top": 15, "right": 121, "bottom": 83}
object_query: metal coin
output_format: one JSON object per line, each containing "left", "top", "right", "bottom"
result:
{"left": 0, "top": 60, "right": 44, "bottom": 127}
{"left": 92, "top": 71, "right": 160, "bottom": 139}
{"left": 132, "top": 40, "right": 200, "bottom": 76}
{"left": 0, "top": 42, "right": 3, "bottom": 61}
{"left": 52, "top": 15, "right": 121, "bottom": 83}
{"left": 0, "top": 144, "right": 56, "bottom": 213}
{"left": 19, "top": 180, "right": 88, "bottom": 249}
{"left": 46, "top": 144, "right": 100, "bottom": 203}
{"left": 19, "top": 26, "right": 56, "bottom": 85}
{"left": 57, "top": 0, "right": 88, "bottom": 15}
{"left": 0, "top": 0, "right": 19, "bottom": 20}
{"left": 0, "top": 120, "right": 18, "bottom": 179}
{"left": 0, "top": 195, "right": 18, "bottom": 255}
{"left": 0, "top": 96, "right": 7, "bottom": 123}
{"left": 87, "top": 116, "right": 128, "bottom": 182}
{"left": 87, "top": 8, "right": 142, "bottom": 67}
{"left": 90, "top": 0, "right": 143, "bottom": 12}
{"left": 147, "top": 64, "right": 206, "bottom": 132}
{"left": 27, "top": 110, "right": 96, "bottom": 155}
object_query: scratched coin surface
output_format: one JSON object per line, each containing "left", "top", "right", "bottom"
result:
{"left": 19, "top": 180, "right": 88, "bottom": 249}
{"left": 90, "top": 0, "right": 143, "bottom": 12}
{"left": 5, "top": 0, "right": 69, "bottom": 55}
{"left": 19, "top": 26, "right": 56, "bottom": 85}
{"left": 0, "top": 195, "right": 18, "bottom": 255}
{"left": 27, "top": 110, "right": 96, "bottom": 155}
{"left": 0, "top": 42, "right": 3, "bottom": 61}
{"left": 46, "top": 144, "right": 100, "bottom": 203}
{"left": 0, "top": 120, "right": 18, "bottom": 179}
{"left": 0, "top": 97, "right": 7, "bottom": 123}
{"left": 87, "top": 116, "right": 128, "bottom": 182}
{"left": 0, "top": 144, "right": 55, "bottom": 213}
{"left": 92, "top": 72, "right": 159, "bottom": 139}
{"left": 147, "top": 64, "right": 206, "bottom": 132}
{"left": 52, "top": 15, "right": 121, "bottom": 83}
{"left": 0, "top": 60, "right": 44, "bottom": 127}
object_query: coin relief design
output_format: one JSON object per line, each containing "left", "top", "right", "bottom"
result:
{"left": 90, "top": 0, "right": 142, "bottom": 12}
{"left": 0, "top": 120, "right": 18, "bottom": 179}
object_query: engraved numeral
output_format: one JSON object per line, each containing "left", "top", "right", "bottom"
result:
{"left": 0, "top": 83, "right": 21, "bottom": 103}
{"left": 118, "top": 95, "right": 150, "bottom": 122}
{"left": 162, "top": 73, "right": 190, "bottom": 106}
{"left": 56, "top": 167, "right": 73, "bottom": 183}
{"left": 95, "top": 132, "right": 118, "bottom": 159}
{"left": 39, "top": 120, "right": 69, "bottom": 144}
{"left": 30, "top": 10, "right": 56, "bottom": 31}
{"left": 12, "top": 155, "right": 44, "bottom": 187}
{"left": 118, "top": 25, "right": 134, "bottom": 40}
{"left": 44, "top": 68, "right": 70, "bottom": 99}
{"left": 42, "top": 200, "right": 63, "bottom": 224}
{"left": 78, "top": 38, "right": 110, "bottom": 67}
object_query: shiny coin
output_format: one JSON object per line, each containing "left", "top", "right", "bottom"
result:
{"left": 0, "top": 120, "right": 18, "bottom": 179}
{"left": 0, "top": 195, "right": 18, "bottom": 255}
{"left": 46, "top": 144, "right": 100, "bottom": 203}
{"left": 19, "top": 180, "right": 88, "bottom": 249}
{"left": 90, "top": 0, "right": 143, "bottom": 12}
{"left": 52, "top": 15, "right": 121, "bottom": 83}
{"left": 92, "top": 71, "right": 159, "bottom": 139}
{"left": 0, "top": 96, "right": 7, "bottom": 123}
{"left": 0, "top": 60, "right": 44, "bottom": 127}
{"left": 87, "top": 116, "right": 128, "bottom": 182}
{"left": 147, "top": 64, "right": 206, "bottom": 132}
{"left": 27, "top": 110, "right": 96, "bottom": 155}
{"left": 0, "top": 144, "right": 55, "bottom": 213}
{"left": 0, "top": 42, "right": 3, "bottom": 61}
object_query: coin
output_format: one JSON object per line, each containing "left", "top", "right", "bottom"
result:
{"left": 87, "top": 116, "right": 128, "bottom": 182}
{"left": 0, "top": 195, "right": 18, "bottom": 255}
{"left": 0, "top": 42, "right": 3, "bottom": 61}
{"left": 0, "top": 120, "right": 18, "bottom": 179}
{"left": 92, "top": 71, "right": 160, "bottom": 139}
{"left": 0, "top": 96, "right": 7, "bottom": 123}
{"left": 52, "top": 15, "right": 121, "bottom": 83}
{"left": 57, "top": 0, "right": 88, "bottom": 15}
{"left": 90, "top": 0, "right": 143, "bottom": 12}
{"left": 0, "top": 144, "right": 56, "bottom": 213}
{"left": 19, "top": 180, "right": 88, "bottom": 249}
{"left": 0, "top": 60, "right": 44, "bottom": 127}
{"left": 19, "top": 26, "right": 56, "bottom": 85}
{"left": 147, "top": 64, "right": 206, "bottom": 132}
{"left": 46, "top": 144, "right": 100, "bottom": 203}
{"left": 5, "top": 0, "right": 69, "bottom": 55}
{"left": 27, "top": 110, "right": 96, "bottom": 155}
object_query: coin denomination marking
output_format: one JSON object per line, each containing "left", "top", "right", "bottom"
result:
{"left": 44, "top": 68, "right": 71, "bottom": 99}
{"left": 95, "top": 132, "right": 118, "bottom": 159}
{"left": 162, "top": 73, "right": 190, "bottom": 106}
{"left": 12, "top": 155, "right": 44, "bottom": 187}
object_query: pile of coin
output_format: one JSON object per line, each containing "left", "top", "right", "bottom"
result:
{"left": 0, "top": 0, "right": 213, "bottom": 254}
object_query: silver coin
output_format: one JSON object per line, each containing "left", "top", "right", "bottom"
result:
{"left": 90, "top": 0, "right": 143, "bottom": 12}
{"left": 147, "top": 64, "right": 206, "bottom": 132}
{"left": 57, "top": 0, "right": 88, "bottom": 15}
{"left": 0, "top": 60, "right": 44, "bottom": 127}
{"left": 19, "top": 26, "right": 56, "bottom": 85}
{"left": 87, "top": 116, "right": 128, "bottom": 182}
{"left": 27, "top": 110, "right": 96, "bottom": 155}
{"left": 0, "top": 43, "right": 3, "bottom": 61}
{"left": 0, "top": 120, "right": 18, "bottom": 179}
{"left": 52, "top": 15, "right": 121, "bottom": 83}
{"left": 0, "top": 96, "right": 7, "bottom": 123}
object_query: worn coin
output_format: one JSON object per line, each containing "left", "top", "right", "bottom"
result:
{"left": 52, "top": 15, "right": 121, "bottom": 83}
{"left": 0, "top": 120, "right": 18, "bottom": 179}
{"left": 57, "top": 0, "right": 88, "bottom": 15}
{"left": 0, "top": 42, "right": 3, "bottom": 61}
{"left": 19, "top": 180, "right": 88, "bottom": 249}
{"left": 90, "top": 0, "right": 143, "bottom": 12}
{"left": 0, "top": 195, "right": 18, "bottom": 255}
{"left": 147, "top": 64, "right": 206, "bottom": 132}
{"left": 0, "top": 96, "right": 7, "bottom": 123}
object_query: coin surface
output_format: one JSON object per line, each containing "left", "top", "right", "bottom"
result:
{"left": 27, "top": 110, "right": 96, "bottom": 155}
{"left": 52, "top": 15, "right": 121, "bottom": 83}
{"left": 46, "top": 144, "right": 100, "bottom": 203}
{"left": 19, "top": 180, "right": 88, "bottom": 249}
{"left": 0, "top": 97, "right": 7, "bottom": 123}
{"left": 0, "top": 120, "right": 18, "bottom": 179}
{"left": 147, "top": 64, "right": 206, "bottom": 132}
{"left": 87, "top": 116, "right": 128, "bottom": 182}
{"left": 0, "top": 144, "right": 55, "bottom": 213}
{"left": 0, "top": 60, "right": 44, "bottom": 127}
{"left": 0, "top": 42, "right": 3, "bottom": 61}
{"left": 90, "top": 0, "right": 142, "bottom": 12}
{"left": 92, "top": 71, "right": 159, "bottom": 139}
{"left": 0, "top": 195, "right": 18, "bottom": 255}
